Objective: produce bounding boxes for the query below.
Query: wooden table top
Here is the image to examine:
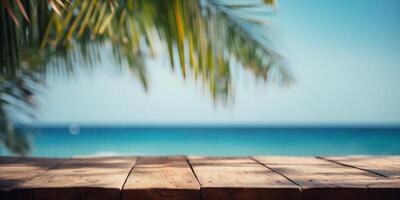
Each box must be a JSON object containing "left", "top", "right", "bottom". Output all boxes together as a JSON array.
[{"left": 1, "top": 156, "right": 399, "bottom": 200}]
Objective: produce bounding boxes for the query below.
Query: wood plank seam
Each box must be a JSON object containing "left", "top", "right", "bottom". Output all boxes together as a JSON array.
[
  {"left": 249, "top": 156, "right": 302, "bottom": 190},
  {"left": 120, "top": 157, "right": 139, "bottom": 200},
  {"left": 184, "top": 156, "right": 202, "bottom": 187},
  {"left": 122, "top": 156, "right": 200, "bottom": 200},
  {"left": 252, "top": 156, "right": 387, "bottom": 200},
  {"left": 317, "top": 156, "right": 388, "bottom": 178},
  {"left": 184, "top": 156, "right": 203, "bottom": 200},
  {"left": 10, "top": 157, "right": 137, "bottom": 200},
  {"left": 190, "top": 156, "right": 301, "bottom": 200},
  {"left": 3, "top": 156, "right": 399, "bottom": 200}
]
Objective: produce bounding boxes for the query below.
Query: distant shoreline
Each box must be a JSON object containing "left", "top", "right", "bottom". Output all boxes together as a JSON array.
[{"left": 26, "top": 124, "right": 400, "bottom": 130}]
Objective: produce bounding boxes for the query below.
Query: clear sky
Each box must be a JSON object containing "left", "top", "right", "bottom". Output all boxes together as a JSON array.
[{"left": 34, "top": 0, "right": 400, "bottom": 126}]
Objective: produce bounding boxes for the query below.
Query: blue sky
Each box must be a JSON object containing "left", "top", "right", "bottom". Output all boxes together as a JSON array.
[{"left": 34, "top": 0, "right": 400, "bottom": 126}]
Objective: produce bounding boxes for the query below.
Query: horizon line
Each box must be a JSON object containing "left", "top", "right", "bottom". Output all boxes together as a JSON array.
[{"left": 22, "top": 123, "right": 400, "bottom": 129}]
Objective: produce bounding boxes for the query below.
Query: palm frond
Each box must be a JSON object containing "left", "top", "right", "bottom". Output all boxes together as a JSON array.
[{"left": 0, "top": 0, "right": 289, "bottom": 155}]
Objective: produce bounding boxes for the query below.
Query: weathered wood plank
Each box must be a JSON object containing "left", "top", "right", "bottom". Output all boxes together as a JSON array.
[
  {"left": 122, "top": 156, "right": 200, "bottom": 200},
  {"left": 0, "top": 156, "right": 63, "bottom": 200},
  {"left": 2, "top": 156, "right": 400, "bottom": 200},
  {"left": 188, "top": 157, "right": 300, "bottom": 200},
  {"left": 253, "top": 156, "right": 383, "bottom": 200},
  {"left": 12, "top": 156, "right": 136, "bottom": 200},
  {"left": 322, "top": 156, "right": 400, "bottom": 178},
  {"left": 321, "top": 156, "right": 400, "bottom": 200}
]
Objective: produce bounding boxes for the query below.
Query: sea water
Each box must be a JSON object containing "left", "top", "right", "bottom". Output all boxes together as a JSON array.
[{"left": 6, "top": 127, "right": 399, "bottom": 157}]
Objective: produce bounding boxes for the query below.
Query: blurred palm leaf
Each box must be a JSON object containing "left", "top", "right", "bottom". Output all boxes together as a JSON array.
[
  {"left": 0, "top": 0, "right": 290, "bottom": 155},
  {"left": 0, "top": 0, "right": 67, "bottom": 26}
]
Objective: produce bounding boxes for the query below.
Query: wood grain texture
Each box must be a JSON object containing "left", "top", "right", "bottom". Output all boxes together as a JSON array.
[
  {"left": 188, "top": 157, "right": 300, "bottom": 200},
  {"left": 253, "top": 156, "right": 382, "bottom": 200},
  {"left": 322, "top": 156, "right": 400, "bottom": 200},
  {"left": 12, "top": 156, "right": 136, "bottom": 200},
  {"left": 123, "top": 156, "right": 200, "bottom": 200},
  {"left": 322, "top": 156, "right": 400, "bottom": 178},
  {"left": 2, "top": 156, "right": 400, "bottom": 200},
  {"left": 0, "top": 157, "right": 63, "bottom": 200}
]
